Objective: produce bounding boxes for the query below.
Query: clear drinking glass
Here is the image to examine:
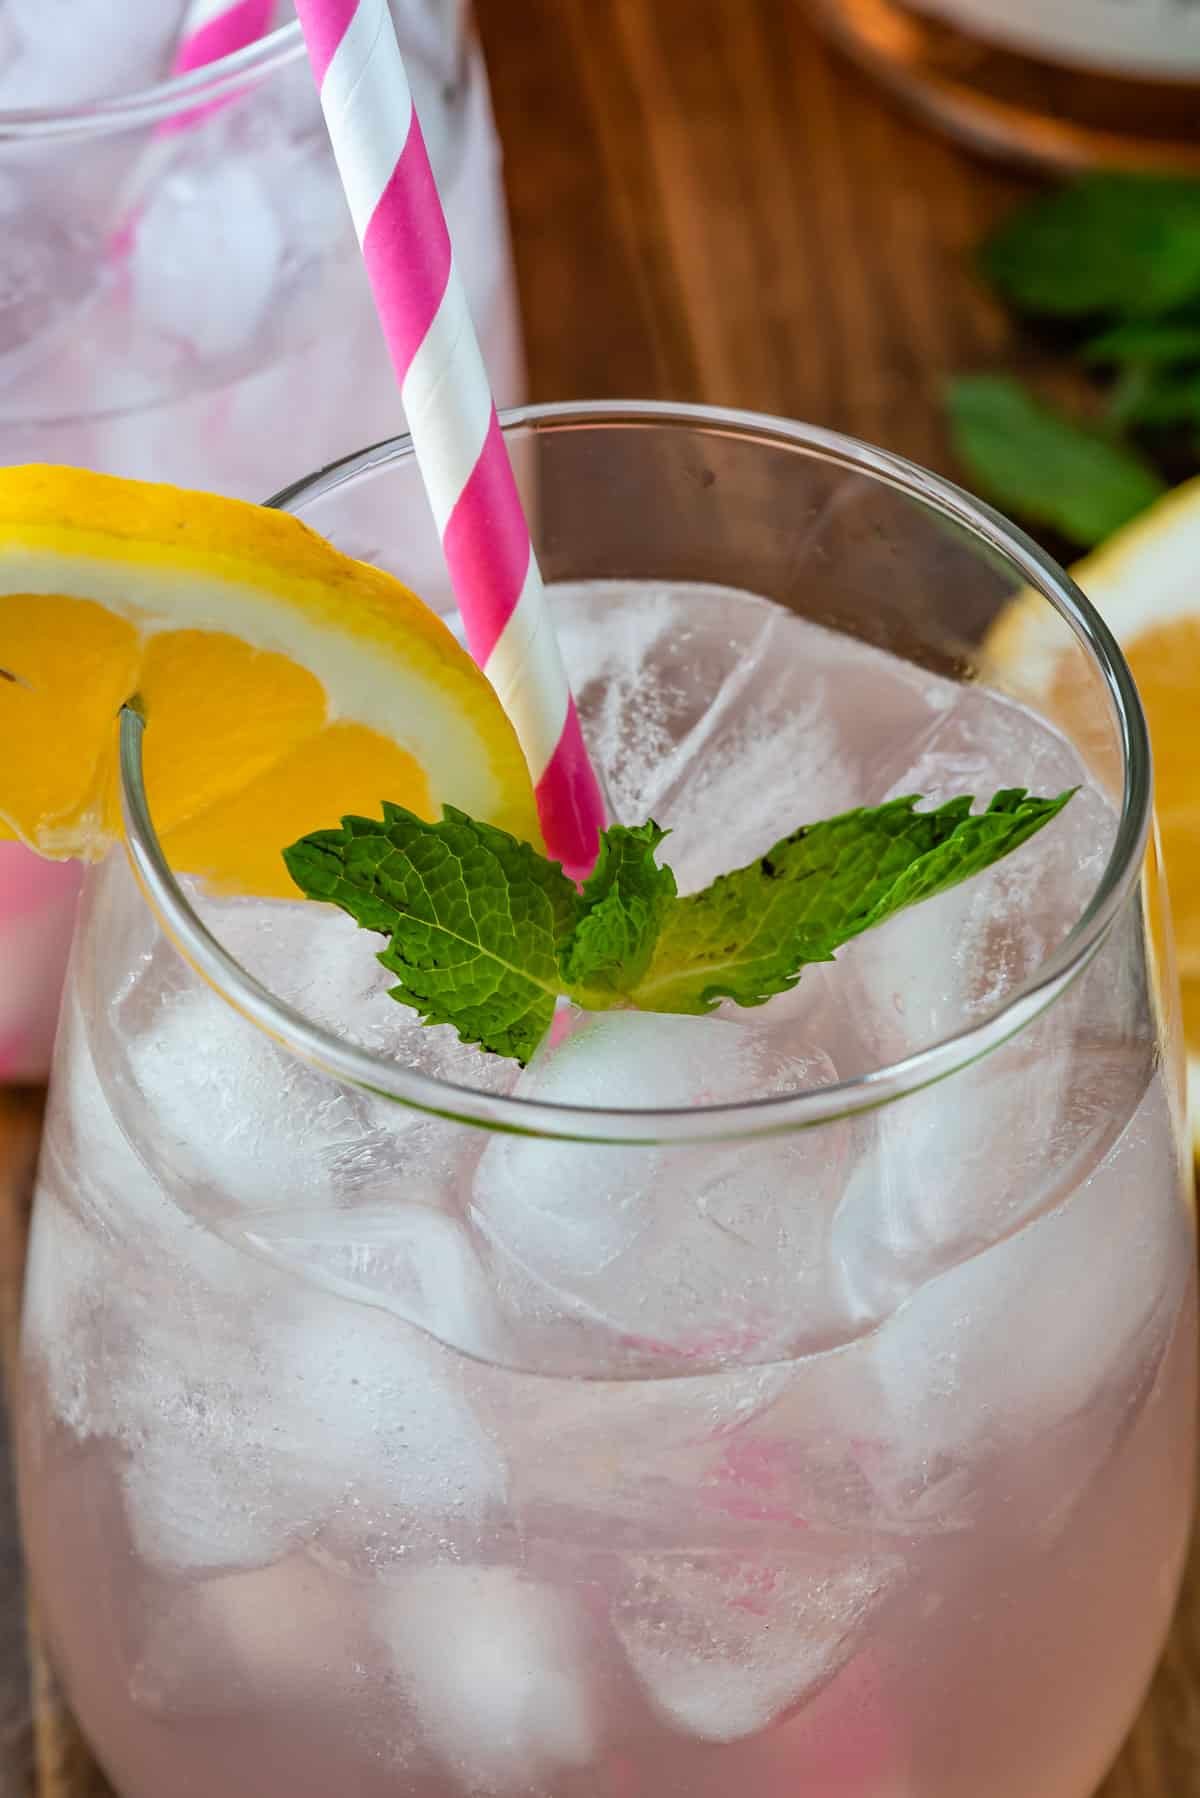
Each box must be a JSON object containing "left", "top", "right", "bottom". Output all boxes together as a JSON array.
[
  {"left": 0, "top": 3, "right": 525, "bottom": 1082},
  {"left": 18, "top": 404, "right": 1196, "bottom": 1798}
]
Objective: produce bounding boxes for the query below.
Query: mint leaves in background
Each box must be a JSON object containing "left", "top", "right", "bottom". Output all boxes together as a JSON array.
[
  {"left": 947, "top": 174, "right": 1200, "bottom": 549},
  {"left": 946, "top": 376, "right": 1166, "bottom": 544},
  {"left": 284, "top": 788, "right": 1073, "bottom": 1064},
  {"left": 980, "top": 176, "right": 1200, "bottom": 320}
]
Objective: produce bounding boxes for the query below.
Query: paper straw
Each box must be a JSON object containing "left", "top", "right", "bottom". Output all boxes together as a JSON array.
[
  {"left": 109, "top": 0, "right": 276, "bottom": 254},
  {"left": 292, "top": 0, "right": 606, "bottom": 880},
  {"left": 162, "top": 0, "right": 278, "bottom": 134}
]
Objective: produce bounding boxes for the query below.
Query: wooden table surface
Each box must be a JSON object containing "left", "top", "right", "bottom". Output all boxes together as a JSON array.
[{"left": 2, "top": 1, "right": 1199, "bottom": 1792}]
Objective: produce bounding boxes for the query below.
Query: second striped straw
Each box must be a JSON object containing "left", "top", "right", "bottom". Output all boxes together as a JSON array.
[
  {"left": 292, "top": 0, "right": 607, "bottom": 882},
  {"left": 167, "top": 0, "right": 277, "bottom": 99}
]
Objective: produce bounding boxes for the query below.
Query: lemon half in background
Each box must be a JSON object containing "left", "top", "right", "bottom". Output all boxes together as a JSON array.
[{"left": 987, "top": 475, "right": 1200, "bottom": 1150}]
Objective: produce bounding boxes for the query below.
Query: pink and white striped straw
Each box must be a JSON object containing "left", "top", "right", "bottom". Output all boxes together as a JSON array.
[
  {"left": 292, "top": 0, "right": 607, "bottom": 880},
  {"left": 162, "top": 0, "right": 277, "bottom": 133}
]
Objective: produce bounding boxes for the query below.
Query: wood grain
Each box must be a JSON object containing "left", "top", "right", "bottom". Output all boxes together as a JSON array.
[
  {"left": 1, "top": 1, "right": 1196, "bottom": 1792},
  {"left": 478, "top": 0, "right": 1035, "bottom": 469},
  {"left": 0, "top": 1090, "right": 38, "bottom": 1798}
]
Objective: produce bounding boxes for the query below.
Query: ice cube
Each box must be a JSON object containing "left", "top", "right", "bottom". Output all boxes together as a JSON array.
[
  {"left": 875, "top": 678, "right": 1085, "bottom": 806},
  {"left": 43, "top": 987, "right": 267, "bottom": 1292},
  {"left": 130, "top": 1554, "right": 367, "bottom": 1719},
  {"left": 690, "top": 1032, "right": 1181, "bottom": 1543},
  {"left": 115, "top": 976, "right": 378, "bottom": 1216},
  {"left": 101, "top": 894, "right": 413, "bottom": 1218},
  {"left": 288, "top": 1303, "right": 508, "bottom": 1552},
  {"left": 830, "top": 917, "right": 1156, "bottom": 1329},
  {"left": 121, "top": 1296, "right": 506, "bottom": 1576},
  {"left": 122, "top": 1397, "right": 321, "bottom": 1576},
  {"left": 189, "top": 886, "right": 522, "bottom": 1097},
  {"left": 378, "top": 1566, "right": 600, "bottom": 1787},
  {"left": 885, "top": 686, "right": 1112, "bottom": 1008},
  {"left": 654, "top": 670, "right": 856, "bottom": 892},
  {"left": 0, "top": 196, "right": 96, "bottom": 387},
  {"left": 834, "top": 1071, "right": 1186, "bottom": 1535},
  {"left": 827, "top": 682, "right": 1114, "bottom": 1075},
  {"left": 471, "top": 1011, "right": 850, "bottom": 1370},
  {"left": 119, "top": 889, "right": 518, "bottom": 1209},
  {"left": 237, "top": 1200, "right": 504, "bottom": 1359},
  {"left": 130, "top": 153, "right": 283, "bottom": 361},
  {"left": 83, "top": 884, "right": 514, "bottom": 1369},
  {"left": 184, "top": 889, "right": 401, "bottom": 1043},
  {"left": 263, "top": 125, "right": 352, "bottom": 268},
  {"left": 26, "top": 980, "right": 297, "bottom": 1455},
  {"left": 497, "top": 1358, "right": 792, "bottom": 1540},
  {"left": 21, "top": 1175, "right": 105, "bottom": 1442},
  {"left": 613, "top": 1546, "right": 899, "bottom": 1743},
  {"left": 649, "top": 610, "right": 951, "bottom": 894},
  {"left": 552, "top": 582, "right": 777, "bottom": 829},
  {"left": 59, "top": 958, "right": 503, "bottom": 1575},
  {"left": 3, "top": 0, "right": 182, "bottom": 104}
]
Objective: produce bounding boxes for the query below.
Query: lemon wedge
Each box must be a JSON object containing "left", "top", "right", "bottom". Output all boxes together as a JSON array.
[{"left": 0, "top": 465, "right": 539, "bottom": 900}]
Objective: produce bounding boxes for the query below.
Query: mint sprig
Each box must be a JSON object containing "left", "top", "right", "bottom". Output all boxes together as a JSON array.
[
  {"left": 946, "top": 175, "right": 1200, "bottom": 549},
  {"left": 285, "top": 804, "right": 577, "bottom": 1064},
  {"left": 559, "top": 820, "right": 677, "bottom": 1000},
  {"left": 283, "top": 787, "right": 1073, "bottom": 1065},
  {"left": 629, "top": 788, "right": 1071, "bottom": 1014}
]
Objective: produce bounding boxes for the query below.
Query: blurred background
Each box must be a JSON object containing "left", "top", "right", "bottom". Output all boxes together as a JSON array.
[{"left": 476, "top": 0, "right": 1017, "bottom": 476}]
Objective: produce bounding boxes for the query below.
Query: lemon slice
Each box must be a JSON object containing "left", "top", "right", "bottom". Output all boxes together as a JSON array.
[
  {"left": 0, "top": 465, "right": 539, "bottom": 898},
  {"left": 985, "top": 475, "right": 1200, "bottom": 1148}
]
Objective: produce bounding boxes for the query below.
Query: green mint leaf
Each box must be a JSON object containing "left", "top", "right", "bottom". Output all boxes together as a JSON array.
[
  {"left": 559, "top": 820, "right": 677, "bottom": 1001},
  {"left": 980, "top": 176, "right": 1200, "bottom": 319},
  {"left": 286, "top": 790, "right": 1074, "bottom": 1063},
  {"left": 1083, "top": 317, "right": 1200, "bottom": 366},
  {"left": 945, "top": 375, "right": 1166, "bottom": 547},
  {"left": 283, "top": 803, "right": 579, "bottom": 1065},
  {"left": 1104, "top": 364, "right": 1158, "bottom": 432},
  {"left": 1103, "top": 366, "right": 1200, "bottom": 430},
  {"left": 625, "top": 789, "right": 1074, "bottom": 1016}
]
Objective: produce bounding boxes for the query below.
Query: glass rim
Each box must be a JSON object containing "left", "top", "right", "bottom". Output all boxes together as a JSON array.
[
  {"left": 118, "top": 399, "right": 1153, "bottom": 1146},
  {"left": 0, "top": 20, "right": 305, "bottom": 140}
]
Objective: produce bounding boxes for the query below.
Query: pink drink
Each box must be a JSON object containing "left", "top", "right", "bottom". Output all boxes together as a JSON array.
[
  {"left": 0, "top": 845, "right": 80, "bottom": 1081},
  {"left": 18, "top": 568, "right": 1196, "bottom": 1798},
  {"left": 0, "top": 0, "right": 524, "bottom": 1078}
]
